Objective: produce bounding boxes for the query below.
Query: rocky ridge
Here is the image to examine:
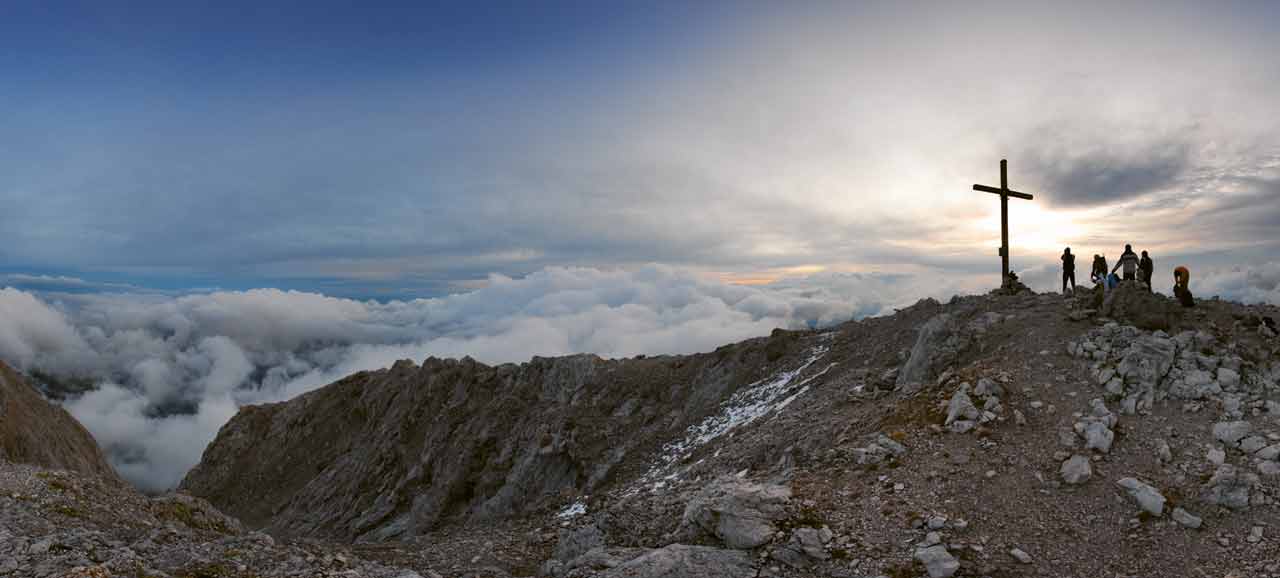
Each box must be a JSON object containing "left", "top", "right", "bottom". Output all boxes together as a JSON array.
[
  {"left": 4, "top": 281, "right": 1280, "bottom": 577},
  {"left": 0, "top": 360, "right": 117, "bottom": 482}
]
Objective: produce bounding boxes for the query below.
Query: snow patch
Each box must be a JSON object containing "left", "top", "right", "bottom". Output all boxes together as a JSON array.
[
  {"left": 556, "top": 500, "right": 587, "bottom": 519},
  {"left": 627, "top": 336, "right": 835, "bottom": 495}
]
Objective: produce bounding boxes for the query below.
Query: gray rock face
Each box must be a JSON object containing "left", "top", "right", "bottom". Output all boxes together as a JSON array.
[
  {"left": 1116, "top": 477, "right": 1166, "bottom": 516},
  {"left": 1213, "top": 421, "right": 1252, "bottom": 447},
  {"left": 771, "top": 527, "right": 832, "bottom": 568},
  {"left": 1113, "top": 335, "right": 1176, "bottom": 414},
  {"left": 914, "top": 544, "right": 960, "bottom": 578},
  {"left": 945, "top": 389, "right": 981, "bottom": 427},
  {"left": 556, "top": 525, "right": 606, "bottom": 562},
  {"left": 0, "top": 462, "right": 420, "bottom": 578},
  {"left": 1239, "top": 436, "right": 1268, "bottom": 454},
  {"left": 1258, "top": 461, "right": 1280, "bottom": 478},
  {"left": 1060, "top": 455, "right": 1093, "bottom": 484},
  {"left": 1073, "top": 399, "right": 1117, "bottom": 453},
  {"left": 897, "top": 313, "right": 956, "bottom": 390},
  {"left": 680, "top": 478, "right": 791, "bottom": 549},
  {"left": 0, "top": 361, "right": 120, "bottom": 482},
  {"left": 1172, "top": 507, "right": 1202, "bottom": 529},
  {"left": 1201, "top": 465, "right": 1259, "bottom": 510},
  {"left": 182, "top": 348, "right": 797, "bottom": 541},
  {"left": 601, "top": 544, "right": 753, "bottom": 578}
]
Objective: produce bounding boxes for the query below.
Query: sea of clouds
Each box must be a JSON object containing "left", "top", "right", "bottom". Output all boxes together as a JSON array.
[
  {"left": 0, "top": 265, "right": 982, "bottom": 491},
  {"left": 2, "top": 263, "right": 1275, "bottom": 492}
]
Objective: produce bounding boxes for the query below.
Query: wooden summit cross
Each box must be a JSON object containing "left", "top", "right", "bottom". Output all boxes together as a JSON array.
[{"left": 973, "top": 159, "right": 1034, "bottom": 286}]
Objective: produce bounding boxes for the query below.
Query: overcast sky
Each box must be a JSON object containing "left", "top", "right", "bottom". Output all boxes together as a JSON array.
[
  {"left": 3, "top": 2, "right": 1280, "bottom": 489},
  {"left": 3, "top": 1, "right": 1277, "bottom": 299}
]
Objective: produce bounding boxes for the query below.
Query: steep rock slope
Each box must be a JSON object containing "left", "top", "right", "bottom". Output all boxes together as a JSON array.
[
  {"left": 184, "top": 287, "right": 1280, "bottom": 578},
  {"left": 181, "top": 337, "right": 829, "bottom": 542},
  {"left": 0, "top": 359, "right": 118, "bottom": 481}
]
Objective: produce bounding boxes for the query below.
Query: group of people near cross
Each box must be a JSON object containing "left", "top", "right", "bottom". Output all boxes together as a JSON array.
[{"left": 1059, "top": 244, "right": 1195, "bottom": 307}]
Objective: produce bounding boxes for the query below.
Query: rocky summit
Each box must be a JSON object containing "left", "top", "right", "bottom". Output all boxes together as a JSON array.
[{"left": 4, "top": 283, "right": 1280, "bottom": 577}]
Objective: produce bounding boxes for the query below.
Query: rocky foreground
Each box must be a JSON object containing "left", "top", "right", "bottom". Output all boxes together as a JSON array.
[{"left": 4, "top": 282, "right": 1280, "bottom": 577}]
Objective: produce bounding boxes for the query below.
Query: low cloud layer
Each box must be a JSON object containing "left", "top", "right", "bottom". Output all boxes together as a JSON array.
[
  {"left": 0, "top": 265, "right": 986, "bottom": 491},
  {"left": 5, "top": 261, "right": 1278, "bottom": 491}
]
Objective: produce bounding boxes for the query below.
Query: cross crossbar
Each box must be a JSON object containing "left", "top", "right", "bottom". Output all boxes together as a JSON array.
[{"left": 972, "top": 184, "right": 1033, "bottom": 200}]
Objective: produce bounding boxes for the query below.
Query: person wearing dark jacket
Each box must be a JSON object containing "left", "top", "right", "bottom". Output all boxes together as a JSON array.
[
  {"left": 1112, "top": 244, "right": 1139, "bottom": 281},
  {"left": 1061, "top": 247, "right": 1076, "bottom": 293},
  {"left": 1091, "top": 254, "right": 1108, "bottom": 285},
  {"left": 1138, "top": 251, "right": 1154, "bottom": 292}
]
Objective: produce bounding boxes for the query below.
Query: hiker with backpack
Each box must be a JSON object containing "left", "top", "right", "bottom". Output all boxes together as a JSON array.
[{"left": 1091, "top": 254, "right": 1108, "bottom": 286}]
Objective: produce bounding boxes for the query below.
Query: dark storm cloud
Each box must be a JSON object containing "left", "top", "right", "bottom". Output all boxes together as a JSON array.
[{"left": 1022, "top": 139, "right": 1193, "bottom": 208}]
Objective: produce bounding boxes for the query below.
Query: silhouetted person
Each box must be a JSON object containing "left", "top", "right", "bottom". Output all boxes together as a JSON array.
[
  {"left": 1061, "top": 247, "right": 1076, "bottom": 293},
  {"left": 1091, "top": 254, "right": 1108, "bottom": 285},
  {"left": 1173, "top": 266, "right": 1194, "bottom": 307},
  {"left": 1138, "top": 250, "right": 1154, "bottom": 292},
  {"left": 1112, "top": 244, "right": 1139, "bottom": 281}
]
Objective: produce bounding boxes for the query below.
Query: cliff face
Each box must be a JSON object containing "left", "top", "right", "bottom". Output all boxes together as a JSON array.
[
  {"left": 180, "top": 341, "right": 803, "bottom": 542},
  {"left": 0, "top": 360, "right": 118, "bottom": 481}
]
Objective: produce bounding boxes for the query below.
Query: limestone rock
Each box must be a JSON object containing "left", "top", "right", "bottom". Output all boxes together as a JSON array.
[
  {"left": 913, "top": 544, "right": 960, "bottom": 578},
  {"left": 680, "top": 478, "right": 791, "bottom": 549},
  {"left": 1213, "top": 421, "right": 1252, "bottom": 447},
  {"left": 1116, "top": 477, "right": 1166, "bottom": 516},
  {"left": 945, "top": 390, "right": 981, "bottom": 427},
  {"left": 1201, "top": 465, "right": 1258, "bottom": 510},
  {"left": 1060, "top": 455, "right": 1093, "bottom": 485},
  {"left": 1172, "top": 507, "right": 1202, "bottom": 529}
]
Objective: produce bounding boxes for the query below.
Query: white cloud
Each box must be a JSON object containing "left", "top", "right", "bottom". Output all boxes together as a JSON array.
[
  {"left": 5, "top": 261, "right": 1274, "bottom": 491},
  {"left": 1191, "top": 262, "right": 1280, "bottom": 305},
  {"left": 2, "top": 265, "right": 985, "bottom": 491}
]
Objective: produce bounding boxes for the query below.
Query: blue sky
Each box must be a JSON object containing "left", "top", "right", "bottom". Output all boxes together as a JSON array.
[{"left": 3, "top": 1, "right": 1280, "bottom": 300}]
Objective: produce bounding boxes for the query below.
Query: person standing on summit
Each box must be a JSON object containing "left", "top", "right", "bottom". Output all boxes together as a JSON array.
[
  {"left": 1061, "top": 247, "right": 1076, "bottom": 293},
  {"left": 1112, "top": 244, "right": 1140, "bottom": 282},
  {"left": 1138, "top": 250, "right": 1154, "bottom": 292}
]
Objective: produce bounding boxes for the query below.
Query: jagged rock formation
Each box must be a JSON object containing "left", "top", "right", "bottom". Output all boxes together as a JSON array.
[
  {"left": 181, "top": 340, "right": 821, "bottom": 542},
  {"left": 0, "top": 462, "right": 426, "bottom": 577},
  {"left": 0, "top": 360, "right": 118, "bottom": 481}
]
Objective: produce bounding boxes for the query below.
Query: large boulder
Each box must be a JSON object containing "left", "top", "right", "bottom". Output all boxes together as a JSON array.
[
  {"left": 679, "top": 478, "right": 791, "bottom": 549},
  {"left": 1102, "top": 283, "right": 1180, "bottom": 331}
]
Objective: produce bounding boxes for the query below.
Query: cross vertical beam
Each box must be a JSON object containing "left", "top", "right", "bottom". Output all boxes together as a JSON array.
[
  {"left": 973, "top": 159, "right": 1034, "bottom": 287},
  {"left": 1000, "top": 159, "right": 1009, "bottom": 282}
]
